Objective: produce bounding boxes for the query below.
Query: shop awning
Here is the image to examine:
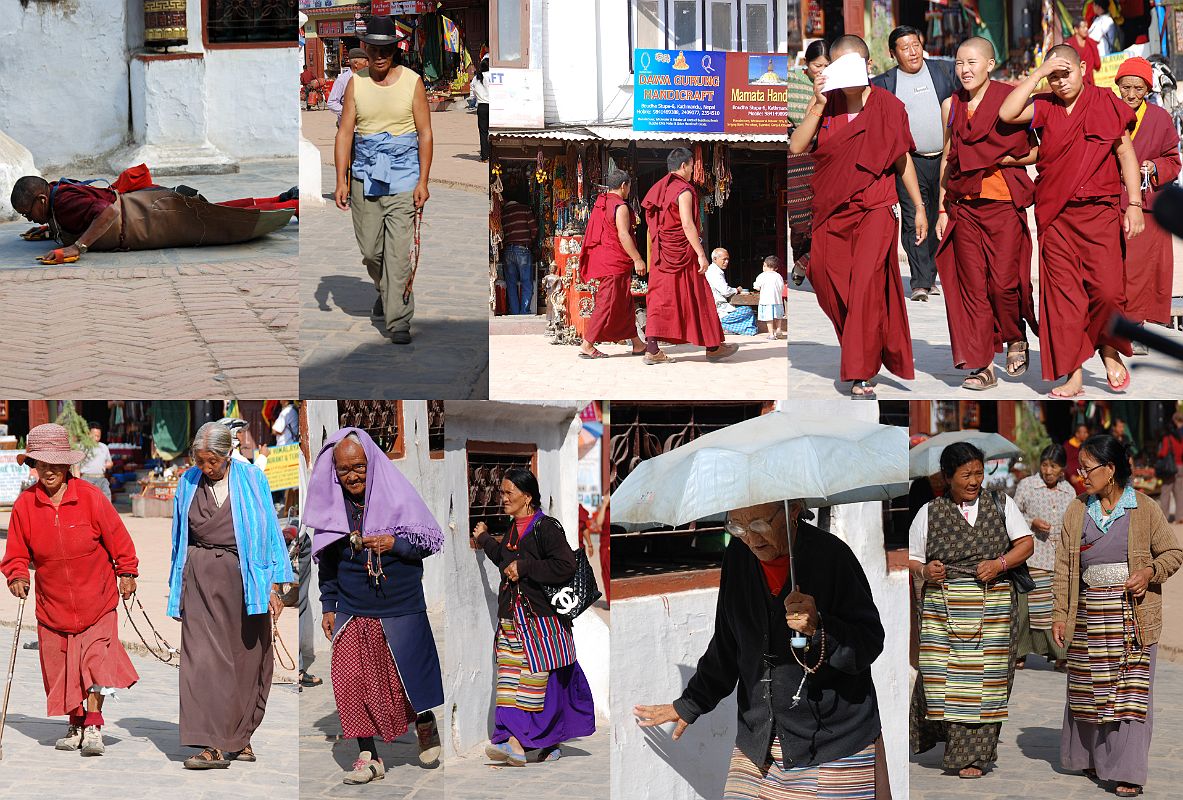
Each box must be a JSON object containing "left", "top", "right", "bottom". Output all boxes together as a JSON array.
[{"left": 490, "top": 124, "right": 787, "bottom": 145}]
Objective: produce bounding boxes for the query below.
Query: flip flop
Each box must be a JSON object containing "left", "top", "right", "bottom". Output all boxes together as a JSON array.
[
  {"left": 851, "top": 381, "right": 876, "bottom": 400},
  {"left": 578, "top": 349, "right": 608, "bottom": 360},
  {"left": 36, "top": 249, "right": 79, "bottom": 265},
  {"left": 20, "top": 225, "right": 51, "bottom": 241},
  {"left": 1106, "top": 366, "right": 1131, "bottom": 393},
  {"left": 1047, "top": 388, "right": 1085, "bottom": 399}
]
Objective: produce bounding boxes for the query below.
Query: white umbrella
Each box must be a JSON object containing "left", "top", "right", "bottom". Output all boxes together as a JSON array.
[
  {"left": 908, "top": 430, "right": 1021, "bottom": 479},
  {"left": 610, "top": 411, "right": 908, "bottom": 529}
]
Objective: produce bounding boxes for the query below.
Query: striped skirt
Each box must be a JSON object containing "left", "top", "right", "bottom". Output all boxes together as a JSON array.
[
  {"left": 495, "top": 620, "right": 549, "bottom": 712},
  {"left": 1067, "top": 585, "right": 1151, "bottom": 724},
  {"left": 919, "top": 579, "right": 1013, "bottom": 723},
  {"left": 1026, "top": 568, "right": 1054, "bottom": 630},
  {"left": 723, "top": 738, "right": 876, "bottom": 800}
]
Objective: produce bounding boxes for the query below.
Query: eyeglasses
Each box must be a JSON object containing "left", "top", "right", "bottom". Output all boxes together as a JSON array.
[
  {"left": 725, "top": 505, "right": 785, "bottom": 539},
  {"left": 335, "top": 463, "right": 368, "bottom": 478},
  {"left": 1076, "top": 463, "right": 1108, "bottom": 479}
]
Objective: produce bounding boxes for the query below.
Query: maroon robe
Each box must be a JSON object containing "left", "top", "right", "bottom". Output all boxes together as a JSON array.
[
  {"left": 935, "top": 81, "right": 1038, "bottom": 371},
  {"left": 1067, "top": 37, "right": 1101, "bottom": 84},
  {"left": 809, "top": 87, "right": 916, "bottom": 381},
  {"left": 580, "top": 193, "right": 639, "bottom": 344},
  {"left": 1031, "top": 85, "right": 1137, "bottom": 380},
  {"left": 640, "top": 173, "right": 724, "bottom": 348},
  {"left": 1120, "top": 102, "right": 1181, "bottom": 325}
]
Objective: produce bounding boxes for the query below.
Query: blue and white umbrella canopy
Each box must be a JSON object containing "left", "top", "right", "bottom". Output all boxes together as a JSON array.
[
  {"left": 908, "top": 430, "right": 1021, "bottom": 479},
  {"left": 611, "top": 411, "right": 908, "bottom": 529}
]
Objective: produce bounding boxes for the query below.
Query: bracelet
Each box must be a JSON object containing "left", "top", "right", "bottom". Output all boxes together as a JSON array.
[
  {"left": 999, "top": 554, "right": 1008, "bottom": 571},
  {"left": 1129, "top": 201, "right": 1144, "bottom": 208},
  {"left": 809, "top": 107, "right": 824, "bottom": 118},
  {"left": 937, "top": 209, "right": 948, "bottom": 216}
]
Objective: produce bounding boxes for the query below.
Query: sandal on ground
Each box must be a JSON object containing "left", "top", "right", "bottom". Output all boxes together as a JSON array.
[
  {"left": 36, "top": 248, "right": 79, "bottom": 265},
  {"left": 962, "top": 368, "right": 997, "bottom": 391},
  {"left": 851, "top": 381, "right": 876, "bottom": 400},
  {"left": 958, "top": 766, "right": 984, "bottom": 779},
  {"left": 298, "top": 670, "right": 323, "bottom": 688},
  {"left": 484, "top": 741, "right": 526, "bottom": 767},
  {"left": 538, "top": 746, "right": 562, "bottom": 762},
  {"left": 578, "top": 348, "right": 608, "bottom": 359},
  {"left": 1048, "top": 385, "right": 1085, "bottom": 399},
  {"left": 21, "top": 225, "right": 51, "bottom": 241},
  {"left": 183, "top": 747, "right": 230, "bottom": 770},
  {"left": 630, "top": 345, "right": 646, "bottom": 356},
  {"left": 1006, "top": 341, "right": 1029, "bottom": 376},
  {"left": 1115, "top": 784, "right": 1143, "bottom": 797},
  {"left": 234, "top": 744, "right": 256, "bottom": 762},
  {"left": 1105, "top": 363, "right": 1131, "bottom": 393}
]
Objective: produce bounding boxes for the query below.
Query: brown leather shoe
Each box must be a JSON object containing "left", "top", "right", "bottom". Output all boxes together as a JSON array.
[{"left": 706, "top": 343, "right": 739, "bottom": 361}]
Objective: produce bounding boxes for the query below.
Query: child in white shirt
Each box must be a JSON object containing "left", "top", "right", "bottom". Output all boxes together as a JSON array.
[{"left": 753, "top": 256, "right": 787, "bottom": 340}]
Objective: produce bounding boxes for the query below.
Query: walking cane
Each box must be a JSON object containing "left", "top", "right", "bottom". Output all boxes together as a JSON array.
[{"left": 0, "top": 596, "right": 27, "bottom": 760}]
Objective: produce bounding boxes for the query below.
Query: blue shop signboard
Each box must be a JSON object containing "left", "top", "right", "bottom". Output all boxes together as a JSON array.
[{"left": 633, "top": 49, "right": 725, "bottom": 133}]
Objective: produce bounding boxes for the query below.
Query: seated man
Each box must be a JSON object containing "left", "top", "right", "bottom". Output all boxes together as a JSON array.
[
  {"left": 705, "top": 248, "right": 758, "bottom": 336},
  {"left": 10, "top": 168, "right": 298, "bottom": 263}
]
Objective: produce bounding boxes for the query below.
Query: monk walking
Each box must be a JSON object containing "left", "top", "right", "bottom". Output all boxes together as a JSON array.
[
  {"left": 578, "top": 169, "right": 646, "bottom": 359},
  {"left": 1114, "top": 57, "right": 1181, "bottom": 350},
  {"left": 640, "top": 148, "right": 738, "bottom": 365},
  {"left": 789, "top": 35, "right": 923, "bottom": 399},
  {"left": 934, "top": 37, "right": 1038, "bottom": 390},
  {"left": 999, "top": 44, "right": 1145, "bottom": 397}
]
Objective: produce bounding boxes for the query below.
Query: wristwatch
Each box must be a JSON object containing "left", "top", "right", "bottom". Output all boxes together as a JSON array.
[{"left": 76, "top": 242, "right": 89, "bottom": 254}]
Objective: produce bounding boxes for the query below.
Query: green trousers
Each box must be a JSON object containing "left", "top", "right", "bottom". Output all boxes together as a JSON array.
[{"left": 350, "top": 178, "right": 415, "bottom": 334}]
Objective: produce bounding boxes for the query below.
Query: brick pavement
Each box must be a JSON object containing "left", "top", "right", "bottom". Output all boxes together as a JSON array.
[
  {"left": 911, "top": 658, "right": 1183, "bottom": 798},
  {"left": 445, "top": 728, "right": 610, "bottom": 800},
  {"left": 788, "top": 210, "right": 1183, "bottom": 398}
]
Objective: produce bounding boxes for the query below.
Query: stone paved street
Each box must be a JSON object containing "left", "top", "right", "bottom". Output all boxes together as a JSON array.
[
  {"left": 298, "top": 604, "right": 444, "bottom": 799},
  {"left": 445, "top": 727, "right": 609, "bottom": 800},
  {"left": 298, "top": 108, "right": 488, "bottom": 400},
  {"left": 911, "top": 657, "right": 1183, "bottom": 799},
  {"left": 0, "top": 160, "right": 299, "bottom": 398},
  {"left": 787, "top": 210, "right": 1183, "bottom": 398}
]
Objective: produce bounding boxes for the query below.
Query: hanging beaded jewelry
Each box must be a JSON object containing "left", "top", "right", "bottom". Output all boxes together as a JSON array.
[{"left": 788, "top": 614, "right": 826, "bottom": 708}]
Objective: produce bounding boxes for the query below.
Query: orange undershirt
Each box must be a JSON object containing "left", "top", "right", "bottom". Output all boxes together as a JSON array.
[
  {"left": 963, "top": 108, "right": 1012, "bottom": 202},
  {"left": 759, "top": 555, "right": 791, "bottom": 595}
]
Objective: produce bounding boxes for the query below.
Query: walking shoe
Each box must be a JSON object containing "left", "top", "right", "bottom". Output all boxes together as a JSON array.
[
  {"left": 484, "top": 741, "right": 526, "bottom": 767},
  {"left": 416, "top": 711, "right": 442, "bottom": 765},
  {"left": 55, "top": 724, "right": 83, "bottom": 751},
  {"left": 391, "top": 330, "right": 413, "bottom": 345},
  {"left": 928, "top": 284, "right": 941, "bottom": 296},
  {"left": 80, "top": 725, "right": 104, "bottom": 757},
  {"left": 373, "top": 296, "right": 384, "bottom": 317},
  {"left": 343, "top": 751, "right": 385, "bottom": 784},
  {"left": 706, "top": 343, "right": 739, "bottom": 361},
  {"left": 643, "top": 350, "right": 670, "bottom": 365},
  {"left": 910, "top": 288, "right": 929, "bottom": 301}
]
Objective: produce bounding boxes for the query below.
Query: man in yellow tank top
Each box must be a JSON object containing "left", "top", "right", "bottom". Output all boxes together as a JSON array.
[{"left": 334, "top": 16, "right": 434, "bottom": 345}]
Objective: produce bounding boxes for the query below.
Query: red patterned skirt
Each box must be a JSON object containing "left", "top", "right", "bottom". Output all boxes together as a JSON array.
[{"left": 331, "top": 615, "right": 416, "bottom": 741}]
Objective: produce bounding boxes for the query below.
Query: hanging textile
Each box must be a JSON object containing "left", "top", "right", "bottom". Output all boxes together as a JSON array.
[
  {"left": 150, "top": 401, "right": 191, "bottom": 461},
  {"left": 441, "top": 16, "right": 461, "bottom": 53}
]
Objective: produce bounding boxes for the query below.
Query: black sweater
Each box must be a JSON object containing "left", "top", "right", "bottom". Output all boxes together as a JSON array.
[
  {"left": 318, "top": 534, "right": 432, "bottom": 618},
  {"left": 672, "top": 523, "right": 884, "bottom": 770},
  {"left": 477, "top": 514, "right": 576, "bottom": 628}
]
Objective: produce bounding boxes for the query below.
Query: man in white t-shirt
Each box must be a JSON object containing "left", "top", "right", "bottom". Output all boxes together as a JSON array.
[
  {"left": 273, "top": 401, "right": 298, "bottom": 446},
  {"left": 78, "top": 423, "right": 114, "bottom": 500},
  {"left": 1089, "top": 2, "right": 1118, "bottom": 56},
  {"left": 704, "top": 248, "right": 758, "bottom": 336}
]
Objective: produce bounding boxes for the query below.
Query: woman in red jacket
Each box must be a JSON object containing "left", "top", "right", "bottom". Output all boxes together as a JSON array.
[{"left": 1, "top": 424, "right": 139, "bottom": 758}]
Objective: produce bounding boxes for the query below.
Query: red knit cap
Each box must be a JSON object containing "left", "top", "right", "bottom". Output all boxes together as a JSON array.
[{"left": 1115, "top": 57, "right": 1154, "bottom": 89}]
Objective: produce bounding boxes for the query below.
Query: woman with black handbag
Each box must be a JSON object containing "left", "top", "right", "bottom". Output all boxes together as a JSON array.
[
  {"left": 1053, "top": 434, "right": 1183, "bottom": 798},
  {"left": 471, "top": 467, "right": 596, "bottom": 766},
  {"left": 909, "top": 442, "right": 1035, "bottom": 779}
]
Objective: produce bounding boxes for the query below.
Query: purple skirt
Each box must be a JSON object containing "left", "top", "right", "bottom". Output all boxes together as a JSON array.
[{"left": 491, "top": 660, "right": 596, "bottom": 749}]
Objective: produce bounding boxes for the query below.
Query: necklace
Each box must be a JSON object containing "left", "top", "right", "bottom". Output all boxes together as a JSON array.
[{"left": 788, "top": 623, "right": 827, "bottom": 708}]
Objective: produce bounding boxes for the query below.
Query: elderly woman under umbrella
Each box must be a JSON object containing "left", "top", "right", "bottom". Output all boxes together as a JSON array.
[
  {"left": 1, "top": 423, "right": 139, "bottom": 758},
  {"left": 634, "top": 499, "right": 886, "bottom": 799},
  {"left": 1053, "top": 433, "right": 1182, "bottom": 797},
  {"left": 167, "top": 421, "right": 293, "bottom": 770},
  {"left": 909, "top": 441, "right": 1034, "bottom": 779},
  {"left": 306, "top": 428, "right": 445, "bottom": 785},
  {"left": 470, "top": 466, "right": 595, "bottom": 766}
]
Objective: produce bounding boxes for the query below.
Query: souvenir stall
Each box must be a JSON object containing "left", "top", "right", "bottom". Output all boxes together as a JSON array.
[{"left": 489, "top": 133, "right": 787, "bottom": 344}]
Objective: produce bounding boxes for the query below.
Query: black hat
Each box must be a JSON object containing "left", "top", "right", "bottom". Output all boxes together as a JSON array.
[{"left": 361, "top": 16, "right": 398, "bottom": 46}]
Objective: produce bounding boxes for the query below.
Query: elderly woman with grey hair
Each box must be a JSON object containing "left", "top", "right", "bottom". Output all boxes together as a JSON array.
[
  {"left": 167, "top": 421, "right": 294, "bottom": 770},
  {"left": 578, "top": 169, "right": 647, "bottom": 359}
]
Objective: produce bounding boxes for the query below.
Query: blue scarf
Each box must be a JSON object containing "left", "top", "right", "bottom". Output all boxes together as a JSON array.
[{"left": 1086, "top": 484, "right": 1137, "bottom": 535}]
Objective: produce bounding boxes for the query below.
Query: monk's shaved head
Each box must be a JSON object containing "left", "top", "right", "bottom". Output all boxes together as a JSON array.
[
  {"left": 957, "top": 36, "right": 995, "bottom": 61},
  {"left": 830, "top": 35, "right": 869, "bottom": 60},
  {"left": 1046, "top": 43, "right": 1084, "bottom": 65}
]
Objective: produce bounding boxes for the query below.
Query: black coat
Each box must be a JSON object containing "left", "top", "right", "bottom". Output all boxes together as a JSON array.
[
  {"left": 478, "top": 514, "right": 576, "bottom": 628},
  {"left": 871, "top": 58, "right": 957, "bottom": 107},
  {"left": 672, "top": 522, "right": 884, "bottom": 770}
]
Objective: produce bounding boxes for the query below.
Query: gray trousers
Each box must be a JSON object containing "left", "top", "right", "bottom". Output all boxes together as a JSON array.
[
  {"left": 350, "top": 178, "right": 416, "bottom": 333},
  {"left": 82, "top": 475, "right": 111, "bottom": 501},
  {"left": 896, "top": 153, "right": 942, "bottom": 291}
]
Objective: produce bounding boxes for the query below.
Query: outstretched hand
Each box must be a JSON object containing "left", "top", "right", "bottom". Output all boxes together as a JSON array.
[{"left": 634, "top": 703, "right": 689, "bottom": 740}]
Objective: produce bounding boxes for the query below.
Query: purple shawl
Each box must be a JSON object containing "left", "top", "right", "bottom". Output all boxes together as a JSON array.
[{"left": 306, "top": 427, "right": 443, "bottom": 560}]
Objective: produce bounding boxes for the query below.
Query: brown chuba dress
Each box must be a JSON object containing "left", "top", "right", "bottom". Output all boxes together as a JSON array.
[{"left": 179, "top": 478, "right": 273, "bottom": 752}]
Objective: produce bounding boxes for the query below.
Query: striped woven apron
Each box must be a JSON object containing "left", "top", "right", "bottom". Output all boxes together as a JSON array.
[
  {"left": 495, "top": 620, "right": 549, "bottom": 712},
  {"left": 1067, "top": 585, "right": 1151, "bottom": 724},
  {"left": 723, "top": 738, "right": 876, "bottom": 800},
  {"left": 918, "top": 495, "right": 1015, "bottom": 724},
  {"left": 1026, "top": 567, "right": 1055, "bottom": 630}
]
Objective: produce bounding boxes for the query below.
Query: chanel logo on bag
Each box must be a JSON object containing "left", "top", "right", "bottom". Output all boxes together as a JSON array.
[{"left": 550, "top": 587, "right": 579, "bottom": 615}]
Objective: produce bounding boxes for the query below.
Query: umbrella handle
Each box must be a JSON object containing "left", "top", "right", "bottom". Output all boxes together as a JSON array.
[{"left": 785, "top": 499, "right": 808, "bottom": 650}]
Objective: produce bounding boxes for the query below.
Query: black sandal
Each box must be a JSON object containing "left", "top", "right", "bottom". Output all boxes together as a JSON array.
[
  {"left": 183, "top": 747, "right": 230, "bottom": 770},
  {"left": 299, "top": 670, "right": 323, "bottom": 688},
  {"left": 851, "top": 381, "right": 876, "bottom": 400}
]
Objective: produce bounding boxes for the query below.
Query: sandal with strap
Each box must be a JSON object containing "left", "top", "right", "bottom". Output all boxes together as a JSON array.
[
  {"left": 958, "top": 766, "right": 984, "bottom": 779},
  {"left": 183, "top": 747, "right": 230, "bottom": 770},
  {"left": 1006, "top": 341, "right": 1029, "bottom": 376},
  {"left": 21, "top": 225, "right": 51, "bottom": 241},
  {"left": 962, "top": 368, "right": 997, "bottom": 391},
  {"left": 1115, "top": 784, "right": 1143, "bottom": 797},
  {"left": 851, "top": 381, "right": 876, "bottom": 400},
  {"left": 578, "top": 348, "right": 609, "bottom": 360},
  {"left": 36, "top": 248, "right": 80, "bottom": 265},
  {"left": 235, "top": 744, "right": 256, "bottom": 762}
]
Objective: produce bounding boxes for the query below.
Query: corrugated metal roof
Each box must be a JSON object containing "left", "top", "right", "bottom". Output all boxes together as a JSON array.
[{"left": 490, "top": 125, "right": 787, "bottom": 144}]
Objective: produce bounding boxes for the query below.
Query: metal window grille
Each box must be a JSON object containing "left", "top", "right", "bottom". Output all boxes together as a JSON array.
[
  {"left": 467, "top": 451, "right": 536, "bottom": 536},
  {"left": 428, "top": 400, "right": 446, "bottom": 456},
  {"left": 337, "top": 400, "right": 403, "bottom": 457}
]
